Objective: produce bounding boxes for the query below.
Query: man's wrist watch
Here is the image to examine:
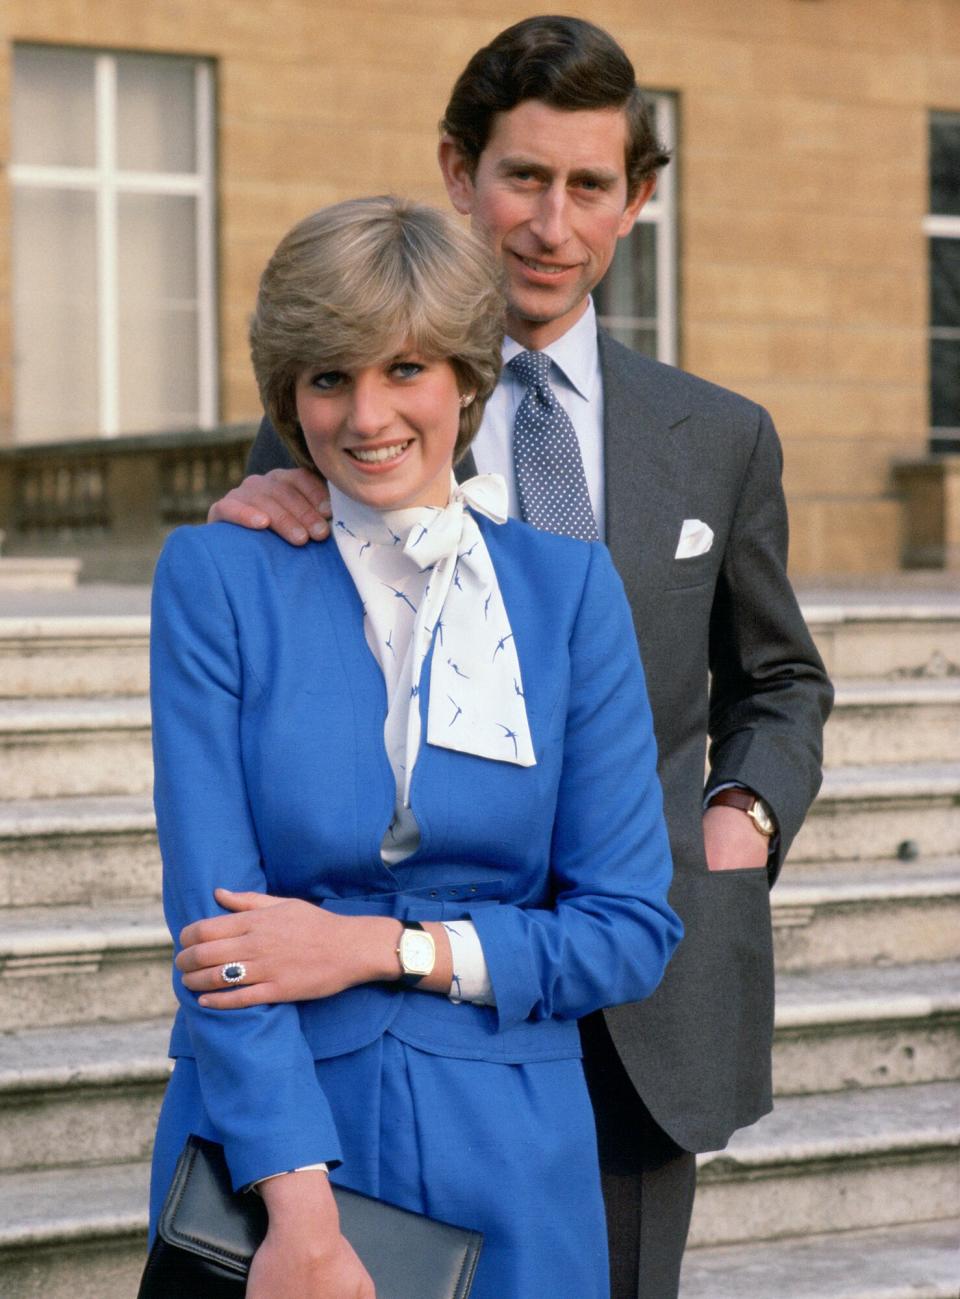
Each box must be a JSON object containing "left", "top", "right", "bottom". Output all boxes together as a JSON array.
[
  {"left": 709, "top": 789, "right": 776, "bottom": 838},
  {"left": 396, "top": 921, "right": 436, "bottom": 987}
]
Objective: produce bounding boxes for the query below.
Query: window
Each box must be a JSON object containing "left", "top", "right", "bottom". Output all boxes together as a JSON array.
[
  {"left": 925, "top": 112, "right": 960, "bottom": 452},
  {"left": 594, "top": 93, "right": 677, "bottom": 365},
  {"left": 10, "top": 46, "right": 217, "bottom": 443}
]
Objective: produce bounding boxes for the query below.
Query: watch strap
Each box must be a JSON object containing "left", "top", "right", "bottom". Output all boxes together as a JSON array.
[{"left": 709, "top": 788, "right": 775, "bottom": 837}]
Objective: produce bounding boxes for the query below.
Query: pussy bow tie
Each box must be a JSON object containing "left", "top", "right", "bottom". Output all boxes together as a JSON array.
[{"left": 401, "top": 474, "right": 536, "bottom": 786}]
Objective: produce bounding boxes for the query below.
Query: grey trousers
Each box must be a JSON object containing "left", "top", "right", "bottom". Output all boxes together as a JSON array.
[{"left": 580, "top": 1014, "right": 698, "bottom": 1299}]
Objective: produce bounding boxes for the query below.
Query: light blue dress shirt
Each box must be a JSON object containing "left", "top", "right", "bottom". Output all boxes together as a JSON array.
[{"left": 472, "top": 299, "right": 606, "bottom": 539}]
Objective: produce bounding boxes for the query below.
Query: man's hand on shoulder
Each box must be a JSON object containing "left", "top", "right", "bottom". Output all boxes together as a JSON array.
[
  {"left": 702, "top": 803, "right": 770, "bottom": 872},
  {"left": 207, "top": 468, "right": 332, "bottom": 545}
]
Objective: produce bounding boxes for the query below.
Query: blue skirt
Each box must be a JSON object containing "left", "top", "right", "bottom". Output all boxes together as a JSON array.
[{"left": 150, "top": 1033, "right": 610, "bottom": 1299}]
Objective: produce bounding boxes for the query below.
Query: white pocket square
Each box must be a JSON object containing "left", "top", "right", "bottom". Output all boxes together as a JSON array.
[{"left": 674, "top": 519, "right": 714, "bottom": 560}]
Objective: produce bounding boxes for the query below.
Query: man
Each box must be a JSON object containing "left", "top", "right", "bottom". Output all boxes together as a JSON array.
[{"left": 209, "top": 17, "right": 833, "bottom": 1297}]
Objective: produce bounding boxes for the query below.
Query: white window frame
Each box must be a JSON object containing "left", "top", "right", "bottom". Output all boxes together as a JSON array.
[
  {"left": 9, "top": 48, "right": 218, "bottom": 437},
  {"left": 595, "top": 92, "right": 678, "bottom": 366}
]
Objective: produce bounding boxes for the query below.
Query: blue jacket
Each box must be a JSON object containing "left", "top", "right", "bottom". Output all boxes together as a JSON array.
[{"left": 150, "top": 516, "right": 681, "bottom": 1190}]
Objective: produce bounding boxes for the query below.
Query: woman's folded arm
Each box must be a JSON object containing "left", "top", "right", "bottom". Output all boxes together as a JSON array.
[{"left": 151, "top": 526, "right": 342, "bottom": 1189}]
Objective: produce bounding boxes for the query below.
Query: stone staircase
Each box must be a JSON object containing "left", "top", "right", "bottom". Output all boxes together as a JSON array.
[
  {"left": 0, "top": 590, "right": 957, "bottom": 1298},
  {"left": 0, "top": 606, "right": 167, "bottom": 1299},
  {"left": 681, "top": 592, "right": 960, "bottom": 1298}
]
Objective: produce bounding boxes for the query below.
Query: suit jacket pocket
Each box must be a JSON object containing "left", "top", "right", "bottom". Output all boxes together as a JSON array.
[{"left": 664, "top": 551, "right": 716, "bottom": 592}]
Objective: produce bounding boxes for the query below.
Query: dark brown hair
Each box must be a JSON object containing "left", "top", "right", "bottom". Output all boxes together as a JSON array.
[{"left": 441, "top": 16, "right": 669, "bottom": 198}]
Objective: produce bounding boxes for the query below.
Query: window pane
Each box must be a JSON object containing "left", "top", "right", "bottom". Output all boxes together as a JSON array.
[
  {"left": 12, "top": 188, "right": 99, "bottom": 441},
  {"left": 930, "top": 113, "right": 960, "bottom": 218},
  {"left": 931, "top": 339, "right": 960, "bottom": 430},
  {"left": 595, "top": 222, "right": 657, "bottom": 323},
  {"left": 117, "top": 55, "right": 197, "bottom": 173},
  {"left": 603, "top": 325, "right": 659, "bottom": 359},
  {"left": 117, "top": 193, "right": 199, "bottom": 432},
  {"left": 931, "top": 237, "right": 960, "bottom": 329},
  {"left": 13, "top": 46, "right": 96, "bottom": 168}
]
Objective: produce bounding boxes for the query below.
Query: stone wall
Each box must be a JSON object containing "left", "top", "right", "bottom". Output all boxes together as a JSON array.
[{"left": 1, "top": 0, "right": 958, "bottom": 574}]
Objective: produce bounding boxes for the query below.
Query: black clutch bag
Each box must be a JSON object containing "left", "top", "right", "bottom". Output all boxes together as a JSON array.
[{"left": 138, "top": 1134, "right": 483, "bottom": 1299}]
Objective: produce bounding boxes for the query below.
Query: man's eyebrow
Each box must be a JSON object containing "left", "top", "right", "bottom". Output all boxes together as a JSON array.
[
  {"left": 496, "top": 155, "right": 551, "bottom": 175},
  {"left": 568, "top": 167, "right": 619, "bottom": 186},
  {"left": 495, "top": 156, "right": 619, "bottom": 186}
]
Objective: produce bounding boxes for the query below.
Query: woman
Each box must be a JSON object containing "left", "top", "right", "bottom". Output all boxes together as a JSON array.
[{"left": 148, "top": 196, "right": 681, "bottom": 1299}]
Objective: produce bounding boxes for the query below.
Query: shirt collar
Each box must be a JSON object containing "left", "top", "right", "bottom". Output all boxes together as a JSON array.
[{"left": 502, "top": 297, "right": 598, "bottom": 401}]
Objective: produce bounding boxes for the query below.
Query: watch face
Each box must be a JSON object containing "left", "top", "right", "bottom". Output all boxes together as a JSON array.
[
  {"left": 751, "top": 800, "right": 775, "bottom": 836},
  {"left": 400, "top": 929, "right": 435, "bottom": 977}
]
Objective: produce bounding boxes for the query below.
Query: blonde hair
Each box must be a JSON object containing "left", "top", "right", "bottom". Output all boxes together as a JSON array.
[{"left": 249, "top": 196, "right": 504, "bottom": 467}]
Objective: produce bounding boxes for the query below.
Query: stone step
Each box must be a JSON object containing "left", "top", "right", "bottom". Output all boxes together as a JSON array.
[
  {"left": 790, "top": 763, "right": 960, "bottom": 864},
  {"left": 0, "top": 794, "right": 159, "bottom": 909},
  {"left": 0, "top": 592, "right": 954, "bottom": 695},
  {"left": 0, "top": 558, "right": 82, "bottom": 593},
  {"left": 679, "top": 1217, "right": 960, "bottom": 1299},
  {"left": 0, "top": 1160, "right": 148, "bottom": 1299},
  {"left": 0, "top": 902, "right": 173, "bottom": 1031},
  {"left": 4, "top": 960, "right": 952, "bottom": 1177},
  {"left": 5, "top": 1170, "right": 955, "bottom": 1299},
  {"left": 0, "top": 697, "right": 152, "bottom": 799},
  {"left": 0, "top": 1019, "right": 171, "bottom": 1172},
  {"left": 825, "top": 678, "right": 960, "bottom": 766},
  {"left": 773, "top": 858, "right": 960, "bottom": 970},
  {"left": 3, "top": 948, "right": 952, "bottom": 1159},
  {"left": 689, "top": 1081, "right": 960, "bottom": 1249},
  {"left": 773, "top": 961, "right": 960, "bottom": 1095},
  {"left": 0, "top": 615, "right": 149, "bottom": 699},
  {"left": 802, "top": 595, "right": 960, "bottom": 681}
]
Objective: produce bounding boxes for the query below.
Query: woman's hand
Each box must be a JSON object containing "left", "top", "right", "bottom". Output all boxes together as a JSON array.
[
  {"left": 176, "top": 891, "right": 402, "bottom": 1008},
  {"left": 250, "top": 1170, "right": 375, "bottom": 1299}
]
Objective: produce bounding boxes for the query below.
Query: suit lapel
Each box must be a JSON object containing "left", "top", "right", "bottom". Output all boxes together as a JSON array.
[
  {"left": 459, "top": 334, "right": 694, "bottom": 604},
  {"left": 599, "top": 332, "right": 692, "bottom": 603}
]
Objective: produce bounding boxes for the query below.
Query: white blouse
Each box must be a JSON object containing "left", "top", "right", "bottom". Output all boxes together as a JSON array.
[{"left": 329, "top": 475, "right": 535, "bottom": 1005}]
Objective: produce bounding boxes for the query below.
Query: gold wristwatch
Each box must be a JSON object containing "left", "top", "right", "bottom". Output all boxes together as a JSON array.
[
  {"left": 396, "top": 921, "right": 436, "bottom": 987},
  {"left": 709, "top": 789, "right": 776, "bottom": 838}
]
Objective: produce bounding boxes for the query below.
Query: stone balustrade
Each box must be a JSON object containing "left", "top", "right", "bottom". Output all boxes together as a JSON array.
[{"left": 0, "top": 426, "right": 257, "bottom": 582}]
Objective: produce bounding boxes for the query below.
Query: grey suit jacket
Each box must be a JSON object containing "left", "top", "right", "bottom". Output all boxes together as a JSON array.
[
  {"left": 595, "top": 333, "right": 832, "bottom": 1151},
  {"left": 245, "top": 332, "right": 833, "bottom": 1153}
]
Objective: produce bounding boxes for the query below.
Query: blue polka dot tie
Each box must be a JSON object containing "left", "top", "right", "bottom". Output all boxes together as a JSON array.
[{"left": 508, "top": 350, "right": 599, "bottom": 541}]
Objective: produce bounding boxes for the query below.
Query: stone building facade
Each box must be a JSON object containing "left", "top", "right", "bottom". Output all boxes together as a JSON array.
[{"left": 1, "top": 0, "right": 958, "bottom": 575}]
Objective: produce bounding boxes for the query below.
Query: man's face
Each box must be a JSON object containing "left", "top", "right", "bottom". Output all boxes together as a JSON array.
[{"left": 440, "top": 100, "right": 655, "bottom": 349}]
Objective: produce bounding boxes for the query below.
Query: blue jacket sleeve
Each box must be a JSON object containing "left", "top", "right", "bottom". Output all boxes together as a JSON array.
[
  {"left": 150, "top": 527, "right": 342, "bottom": 1190},
  {"left": 470, "top": 543, "right": 683, "bottom": 1030}
]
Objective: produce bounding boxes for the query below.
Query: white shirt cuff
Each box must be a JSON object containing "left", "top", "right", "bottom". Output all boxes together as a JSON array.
[
  {"left": 443, "top": 919, "right": 496, "bottom": 1006},
  {"left": 703, "top": 780, "right": 746, "bottom": 808},
  {"left": 251, "top": 1163, "right": 329, "bottom": 1193}
]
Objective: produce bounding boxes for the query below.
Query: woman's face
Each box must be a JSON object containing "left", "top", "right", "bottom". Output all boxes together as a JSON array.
[{"left": 295, "top": 350, "right": 463, "bottom": 511}]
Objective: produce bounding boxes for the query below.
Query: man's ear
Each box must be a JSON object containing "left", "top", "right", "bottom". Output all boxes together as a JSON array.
[
  {"left": 617, "top": 176, "right": 658, "bottom": 238},
  {"left": 438, "top": 135, "right": 476, "bottom": 216}
]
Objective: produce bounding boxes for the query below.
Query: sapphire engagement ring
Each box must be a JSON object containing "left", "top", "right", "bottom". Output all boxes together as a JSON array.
[{"left": 220, "top": 962, "right": 247, "bottom": 985}]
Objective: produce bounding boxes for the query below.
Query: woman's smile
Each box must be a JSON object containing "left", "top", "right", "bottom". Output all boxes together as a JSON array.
[
  {"left": 347, "top": 439, "right": 413, "bottom": 464},
  {"left": 295, "top": 354, "right": 462, "bottom": 511}
]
